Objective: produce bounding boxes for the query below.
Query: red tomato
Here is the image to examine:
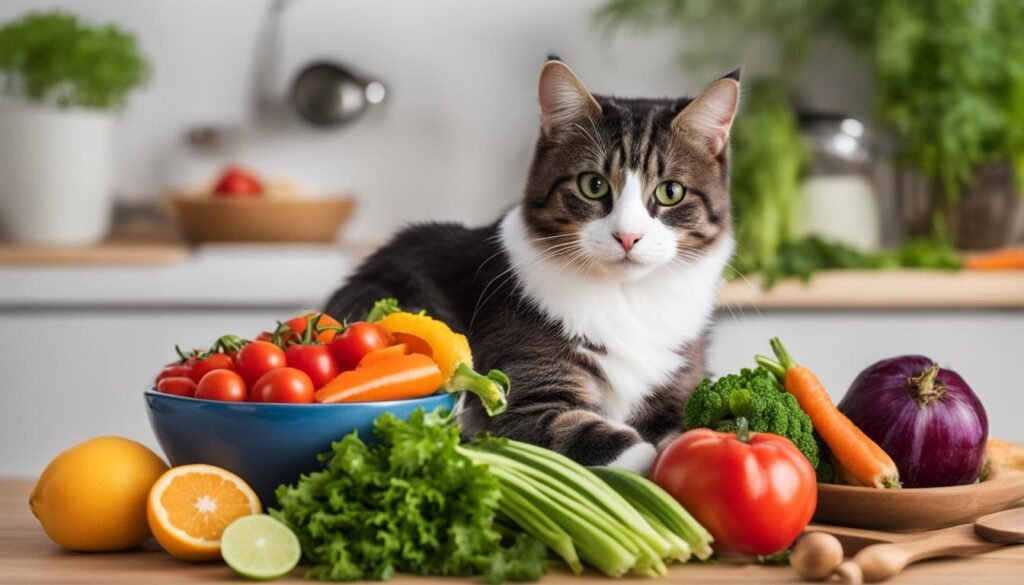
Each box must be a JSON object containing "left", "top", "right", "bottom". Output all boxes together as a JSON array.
[
  {"left": 235, "top": 341, "right": 287, "bottom": 387},
  {"left": 282, "top": 312, "right": 342, "bottom": 345},
  {"left": 255, "top": 331, "right": 274, "bottom": 343},
  {"left": 330, "top": 322, "right": 389, "bottom": 371},
  {"left": 212, "top": 165, "right": 262, "bottom": 197},
  {"left": 250, "top": 368, "right": 315, "bottom": 403},
  {"left": 285, "top": 344, "right": 339, "bottom": 390},
  {"left": 650, "top": 423, "right": 817, "bottom": 556},
  {"left": 157, "top": 377, "right": 197, "bottom": 397},
  {"left": 194, "top": 369, "right": 247, "bottom": 402},
  {"left": 155, "top": 365, "right": 192, "bottom": 384},
  {"left": 189, "top": 352, "right": 236, "bottom": 383}
]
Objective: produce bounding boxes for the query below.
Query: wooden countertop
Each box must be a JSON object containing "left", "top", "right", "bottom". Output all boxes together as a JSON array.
[
  {"left": 718, "top": 269, "right": 1024, "bottom": 310},
  {"left": 2, "top": 480, "right": 1023, "bottom": 584},
  {"left": 0, "top": 219, "right": 188, "bottom": 266}
]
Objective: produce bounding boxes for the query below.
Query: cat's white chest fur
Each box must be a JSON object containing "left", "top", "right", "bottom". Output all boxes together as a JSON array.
[{"left": 499, "top": 208, "right": 733, "bottom": 422}]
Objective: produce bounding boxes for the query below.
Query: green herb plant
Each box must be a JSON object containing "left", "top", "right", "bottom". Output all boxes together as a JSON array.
[{"left": 0, "top": 11, "right": 150, "bottom": 109}]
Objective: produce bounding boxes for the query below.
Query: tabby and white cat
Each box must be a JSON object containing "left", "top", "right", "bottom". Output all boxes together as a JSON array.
[{"left": 326, "top": 58, "right": 740, "bottom": 474}]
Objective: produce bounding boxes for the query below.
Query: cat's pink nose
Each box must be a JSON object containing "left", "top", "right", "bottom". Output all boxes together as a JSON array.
[{"left": 612, "top": 232, "right": 642, "bottom": 252}]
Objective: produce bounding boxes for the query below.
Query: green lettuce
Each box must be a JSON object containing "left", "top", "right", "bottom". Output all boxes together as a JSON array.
[{"left": 272, "top": 408, "right": 545, "bottom": 582}]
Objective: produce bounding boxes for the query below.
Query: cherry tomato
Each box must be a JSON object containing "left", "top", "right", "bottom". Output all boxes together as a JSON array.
[
  {"left": 155, "top": 365, "right": 192, "bottom": 384},
  {"left": 194, "top": 369, "right": 247, "bottom": 402},
  {"left": 157, "top": 377, "right": 197, "bottom": 397},
  {"left": 212, "top": 165, "right": 262, "bottom": 197},
  {"left": 250, "top": 368, "right": 314, "bottom": 403},
  {"left": 650, "top": 422, "right": 817, "bottom": 556},
  {"left": 255, "top": 331, "right": 274, "bottom": 343},
  {"left": 189, "top": 352, "right": 236, "bottom": 383},
  {"left": 285, "top": 344, "right": 339, "bottom": 390},
  {"left": 330, "top": 322, "right": 389, "bottom": 370},
  {"left": 282, "top": 312, "right": 342, "bottom": 345},
  {"left": 235, "top": 341, "right": 287, "bottom": 387}
]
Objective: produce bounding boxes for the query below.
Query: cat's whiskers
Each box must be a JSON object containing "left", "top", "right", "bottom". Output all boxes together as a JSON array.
[
  {"left": 511, "top": 242, "right": 590, "bottom": 317},
  {"left": 473, "top": 232, "right": 576, "bottom": 279},
  {"left": 668, "top": 253, "right": 764, "bottom": 330},
  {"left": 471, "top": 239, "right": 583, "bottom": 330}
]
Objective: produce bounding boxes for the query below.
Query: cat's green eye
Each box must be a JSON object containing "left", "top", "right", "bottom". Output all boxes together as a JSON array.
[
  {"left": 655, "top": 181, "right": 687, "bottom": 206},
  {"left": 578, "top": 172, "right": 610, "bottom": 199}
]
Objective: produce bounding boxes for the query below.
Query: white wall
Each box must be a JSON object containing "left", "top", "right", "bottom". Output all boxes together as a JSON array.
[{"left": 0, "top": 0, "right": 715, "bottom": 241}]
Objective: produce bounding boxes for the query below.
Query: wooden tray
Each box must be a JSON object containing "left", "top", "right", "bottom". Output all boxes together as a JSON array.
[{"left": 814, "top": 466, "right": 1024, "bottom": 531}]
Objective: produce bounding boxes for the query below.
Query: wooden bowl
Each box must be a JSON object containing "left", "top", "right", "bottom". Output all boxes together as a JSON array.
[
  {"left": 170, "top": 195, "right": 355, "bottom": 244},
  {"left": 814, "top": 466, "right": 1024, "bottom": 531}
]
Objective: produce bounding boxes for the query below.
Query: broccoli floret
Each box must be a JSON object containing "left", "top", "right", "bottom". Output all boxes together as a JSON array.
[{"left": 685, "top": 367, "right": 821, "bottom": 471}]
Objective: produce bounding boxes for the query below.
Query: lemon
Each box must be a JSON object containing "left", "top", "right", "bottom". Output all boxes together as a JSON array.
[{"left": 29, "top": 436, "right": 169, "bottom": 552}]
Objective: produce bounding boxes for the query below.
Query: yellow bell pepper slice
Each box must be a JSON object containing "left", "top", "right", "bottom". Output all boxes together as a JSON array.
[{"left": 373, "top": 307, "right": 509, "bottom": 416}]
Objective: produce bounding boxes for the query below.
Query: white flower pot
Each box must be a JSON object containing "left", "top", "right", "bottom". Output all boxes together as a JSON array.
[{"left": 0, "top": 103, "right": 115, "bottom": 245}]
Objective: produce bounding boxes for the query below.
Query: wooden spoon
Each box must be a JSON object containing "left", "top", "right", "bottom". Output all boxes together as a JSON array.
[
  {"left": 841, "top": 507, "right": 1024, "bottom": 583},
  {"left": 975, "top": 506, "right": 1024, "bottom": 542}
]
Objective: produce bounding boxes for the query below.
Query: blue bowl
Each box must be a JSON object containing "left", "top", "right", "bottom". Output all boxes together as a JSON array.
[{"left": 144, "top": 390, "right": 456, "bottom": 507}]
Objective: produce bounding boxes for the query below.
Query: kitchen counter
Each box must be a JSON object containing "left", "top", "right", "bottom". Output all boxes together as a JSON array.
[
  {"left": 2, "top": 479, "right": 1023, "bottom": 583},
  {"left": 720, "top": 270, "right": 1024, "bottom": 310}
]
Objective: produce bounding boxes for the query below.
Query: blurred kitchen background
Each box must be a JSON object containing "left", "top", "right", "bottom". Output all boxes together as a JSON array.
[{"left": 1, "top": 0, "right": 1022, "bottom": 475}]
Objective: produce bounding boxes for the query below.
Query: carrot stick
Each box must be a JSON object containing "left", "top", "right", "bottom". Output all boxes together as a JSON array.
[
  {"left": 357, "top": 343, "right": 409, "bottom": 368},
  {"left": 757, "top": 338, "right": 901, "bottom": 489},
  {"left": 315, "top": 353, "right": 444, "bottom": 403},
  {"left": 965, "top": 247, "right": 1024, "bottom": 270}
]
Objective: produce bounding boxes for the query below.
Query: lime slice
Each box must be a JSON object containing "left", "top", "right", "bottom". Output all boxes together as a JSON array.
[{"left": 221, "top": 515, "right": 301, "bottom": 580}]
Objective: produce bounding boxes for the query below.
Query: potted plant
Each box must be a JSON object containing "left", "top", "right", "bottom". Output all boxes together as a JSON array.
[
  {"left": 0, "top": 11, "right": 150, "bottom": 245},
  {"left": 599, "top": 0, "right": 1024, "bottom": 249}
]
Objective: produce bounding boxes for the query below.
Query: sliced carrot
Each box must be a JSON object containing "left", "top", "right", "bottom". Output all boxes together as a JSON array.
[
  {"left": 357, "top": 343, "right": 409, "bottom": 368},
  {"left": 758, "top": 338, "right": 901, "bottom": 489},
  {"left": 315, "top": 353, "right": 444, "bottom": 404},
  {"left": 965, "top": 248, "right": 1024, "bottom": 270},
  {"left": 390, "top": 332, "right": 434, "bottom": 359}
]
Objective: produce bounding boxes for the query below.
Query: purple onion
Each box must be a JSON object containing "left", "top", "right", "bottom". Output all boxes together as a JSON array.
[{"left": 837, "top": 355, "right": 988, "bottom": 488}]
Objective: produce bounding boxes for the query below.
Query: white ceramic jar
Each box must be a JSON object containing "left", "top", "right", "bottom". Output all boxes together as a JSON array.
[{"left": 0, "top": 103, "right": 114, "bottom": 245}]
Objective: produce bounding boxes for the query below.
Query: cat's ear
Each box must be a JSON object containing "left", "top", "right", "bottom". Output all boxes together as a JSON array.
[
  {"left": 672, "top": 69, "right": 741, "bottom": 157},
  {"left": 538, "top": 59, "right": 602, "bottom": 138}
]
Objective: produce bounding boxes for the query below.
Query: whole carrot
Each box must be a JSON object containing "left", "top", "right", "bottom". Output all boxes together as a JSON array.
[
  {"left": 315, "top": 353, "right": 444, "bottom": 403},
  {"left": 965, "top": 247, "right": 1024, "bottom": 270},
  {"left": 757, "top": 338, "right": 901, "bottom": 489}
]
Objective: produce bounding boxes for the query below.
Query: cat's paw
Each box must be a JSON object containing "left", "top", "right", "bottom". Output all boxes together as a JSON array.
[{"left": 608, "top": 442, "right": 658, "bottom": 475}]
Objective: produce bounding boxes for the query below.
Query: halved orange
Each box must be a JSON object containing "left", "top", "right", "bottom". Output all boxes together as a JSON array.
[{"left": 146, "top": 464, "right": 261, "bottom": 561}]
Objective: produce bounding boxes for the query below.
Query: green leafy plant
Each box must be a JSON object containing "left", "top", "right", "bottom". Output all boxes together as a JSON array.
[
  {"left": 0, "top": 11, "right": 150, "bottom": 109},
  {"left": 728, "top": 79, "right": 808, "bottom": 275}
]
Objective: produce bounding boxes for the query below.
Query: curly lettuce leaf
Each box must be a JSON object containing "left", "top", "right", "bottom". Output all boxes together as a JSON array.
[{"left": 272, "top": 408, "right": 544, "bottom": 582}]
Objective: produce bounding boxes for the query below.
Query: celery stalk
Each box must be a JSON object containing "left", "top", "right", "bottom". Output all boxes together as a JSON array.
[
  {"left": 641, "top": 510, "right": 691, "bottom": 562},
  {"left": 590, "top": 466, "right": 714, "bottom": 561},
  {"left": 463, "top": 446, "right": 667, "bottom": 565},
  {"left": 474, "top": 440, "right": 671, "bottom": 559},
  {"left": 487, "top": 465, "right": 638, "bottom": 578},
  {"left": 495, "top": 483, "right": 582, "bottom": 574},
  {"left": 496, "top": 460, "right": 665, "bottom": 577}
]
